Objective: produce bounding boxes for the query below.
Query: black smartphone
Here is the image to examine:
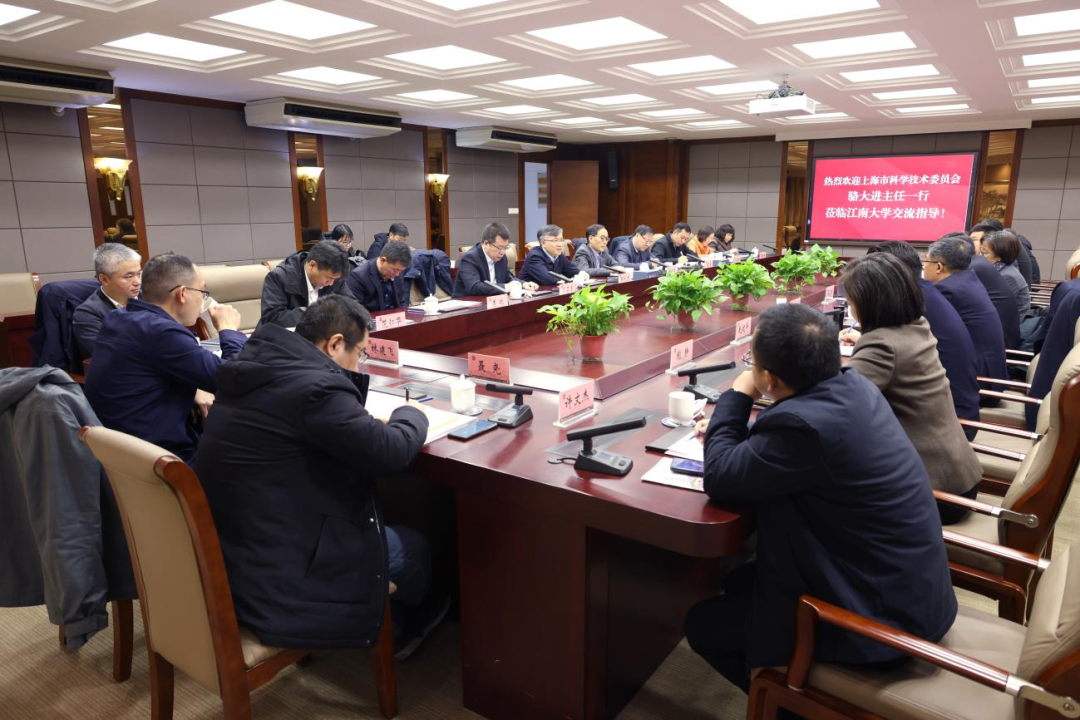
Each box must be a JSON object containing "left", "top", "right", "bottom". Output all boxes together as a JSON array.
[
  {"left": 670, "top": 458, "right": 704, "bottom": 476},
  {"left": 449, "top": 419, "right": 498, "bottom": 441}
]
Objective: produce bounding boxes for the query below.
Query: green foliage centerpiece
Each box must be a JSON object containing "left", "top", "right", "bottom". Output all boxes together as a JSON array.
[
  {"left": 807, "top": 244, "right": 844, "bottom": 277},
  {"left": 770, "top": 252, "right": 819, "bottom": 295},
  {"left": 648, "top": 268, "right": 728, "bottom": 331},
  {"left": 715, "top": 260, "right": 774, "bottom": 311},
  {"left": 537, "top": 284, "right": 634, "bottom": 361}
]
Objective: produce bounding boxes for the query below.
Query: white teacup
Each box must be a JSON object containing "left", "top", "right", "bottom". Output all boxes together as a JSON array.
[
  {"left": 423, "top": 295, "right": 439, "bottom": 315},
  {"left": 508, "top": 280, "right": 523, "bottom": 299},
  {"left": 668, "top": 391, "right": 696, "bottom": 426}
]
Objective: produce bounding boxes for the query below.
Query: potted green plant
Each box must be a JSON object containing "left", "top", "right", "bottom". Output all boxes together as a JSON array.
[
  {"left": 537, "top": 284, "right": 634, "bottom": 361},
  {"left": 770, "top": 252, "right": 819, "bottom": 295},
  {"left": 715, "top": 260, "right": 774, "bottom": 311},
  {"left": 807, "top": 244, "right": 844, "bottom": 277},
  {"left": 647, "top": 268, "right": 728, "bottom": 330}
]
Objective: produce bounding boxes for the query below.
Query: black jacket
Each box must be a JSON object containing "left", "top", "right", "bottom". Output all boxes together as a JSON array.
[
  {"left": 195, "top": 324, "right": 428, "bottom": 649},
  {"left": 969, "top": 255, "right": 1021, "bottom": 349},
  {"left": 452, "top": 242, "right": 515, "bottom": 298},
  {"left": 368, "top": 233, "right": 389, "bottom": 261},
  {"left": 703, "top": 369, "right": 957, "bottom": 668},
  {"left": 258, "top": 251, "right": 355, "bottom": 328},
  {"left": 72, "top": 288, "right": 121, "bottom": 361},
  {"left": 571, "top": 243, "right": 619, "bottom": 277},
  {"left": 935, "top": 269, "right": 1009, "bottom": 383},
  {"left": 1018, "top": 235, "right": 1041, "bottom": 285},
  {"left": 1026, "top": 281, "right": 1080, "bottom": 429},
  {"left": 651, "top": 234, "right": 691, "bottom": 262},
  {"left": 519, "top": 246, "right": 576, "bottom": 286},
  {"left": 345, "top": 259, "right": 407, "bottom": 314}
]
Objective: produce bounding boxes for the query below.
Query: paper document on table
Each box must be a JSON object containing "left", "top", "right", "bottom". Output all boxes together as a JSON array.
[
  {"left": 642, "top": 458, "right": 705, "bottom": 493},
  {"left": 435, "top": 300, "right": 482, "bottom": 312},
  {"left": 364, "top": 391, "right": 475, "bottom": 444},
  {"left": 665, "top": 431, "right": 704, "bottom": 462}
]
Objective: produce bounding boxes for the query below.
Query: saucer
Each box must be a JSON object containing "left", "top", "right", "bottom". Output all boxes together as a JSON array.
[
  {"left": 454, "top": 405, "right": 483, "bottom": 417},
  {"left": 661, "top": 416, "right": 695, "bottom": 428}
]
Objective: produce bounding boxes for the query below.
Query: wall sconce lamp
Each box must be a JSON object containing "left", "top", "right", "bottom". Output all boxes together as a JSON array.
[
  {"left": 296, "top": 166, "right": 324, "bottom": 201},
  {"left": 427, "top": 173, "right": 449, "bottom": 201},
  {"left": 94, "top": 157, "right": 133, "bottom": 201}
]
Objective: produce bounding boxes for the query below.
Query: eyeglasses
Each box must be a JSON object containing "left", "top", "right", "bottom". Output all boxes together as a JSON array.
[
  {"left": 488, "top": 242, "right": 510, "bottom": 253},
  {"left": 171, "top": 285, "right": 211, "bottom": 299}
]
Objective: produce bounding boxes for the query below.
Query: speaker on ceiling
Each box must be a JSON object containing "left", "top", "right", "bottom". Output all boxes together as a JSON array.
[{"left": 606, "top": 150, "right": 619, "bottom": 191}]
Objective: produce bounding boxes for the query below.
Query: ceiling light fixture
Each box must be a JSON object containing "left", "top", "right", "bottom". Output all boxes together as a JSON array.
[
  {"left": 0, "top": 3, "right": 37, "bottom": 26},
  {"left": 424, "top": 0, "right": 504, "bottom": 9},
  {"left": 839, "top": 64, "right": 939, "bottom": 83},
  {"left": 552, "top": 116, "right": 606, "bottom": 125},
  {"left": 526, "top": 17, "right": 664, "bottom": 51},
  {"left": 640, "top": 108, "right": 707, "bottom": 118},
  {"left": 397, "top": 89, "right": 477, "bottom": 102},
  {"left": 499, "top": 74, "right": 592, "bottom": 91},
  {"left": 628, "top": 55, "right": 734, "bottom": 76},
  {"left": 279, "top": 66, "right": 380, "bottom": 85},
  {"left": 794, "top": 31, "right": 915, "bottom": 59},
  {"left": 486, "top": 105, "right": 548, "bottom": 114},
  {"left": 104, "top": 33, "right": 244, "bottom": 61},
  {"left": 581, "top": 93, "right": 655, "bottom": 106},
  {"left": 718, "top": 0, "right": 879, "bottom": 25},
  {"left": 1031, "top": 94, "right": 1080, "bottom": 105},
  {"left": 696, "top": 80, "right": 778, "bottom": 96},
  {"left": 872, "top": 86, "right": 957, "bottom": 100},
  {"left": 787, "top": 111, "right": 849, "bottom": 120},
  {"left": 1022, "top": 49, "right": 1080, "bottom": 67},
  {"left": 606, "top": 126, "right": 658, "bottom": 133},
  {"left": 386, "top": 45, "right": 504, "bottom": 70},
  {"left": 685, "top": 119, "right": 742, "bottom": 127},
  {"left": 210, "top": 0, "right": 374, "bottom": 40},
  {"left": 895, "top": 103, "right": 970, "bottom": 113},
  {"left": 1028, "top": 75, "right": 1080, "bottom": 89},
  {"left": 1014, "top": 8, "right": 1080, "bottom": 37}
]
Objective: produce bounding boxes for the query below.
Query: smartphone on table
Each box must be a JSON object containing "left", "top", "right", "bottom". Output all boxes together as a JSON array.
[
  {"left": 448, "top": 419, "right": 498, "bottom": 441},
  {"left": 670, "top": 458, "right": 704, "bottom": 476}
]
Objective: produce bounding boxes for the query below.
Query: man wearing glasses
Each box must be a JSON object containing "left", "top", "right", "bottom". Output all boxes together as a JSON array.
[
  {"left": 519, "top": 224, "right": 577, "bottom": 286},
  {"left": 452, "top": 222, "right": 537, "bottom": 298},
  {"left": 85, "top": 253, "right": 245, "bottom": 465}
]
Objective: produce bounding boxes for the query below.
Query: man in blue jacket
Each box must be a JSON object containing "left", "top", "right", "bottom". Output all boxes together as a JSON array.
[
  {"left": 925, "top": 236, "right": 1009, "bottom": 398},
  {"left": 452, "top": 222, "right": 536, "bottom": 298},
  {"left": 867, "top": 241, "right": 981, "bottom": 434},
  {"left": 346, "top": 240, "right": 411, "bottom": 313},
  {"left": 84, "top": 253, "right": 247, "bottom": 465},
  {"left": 684, "top": 303, "right": 956, "bottom": 693},
  {"left": 613, "top": 225, "right": 658, "bottom": 268},
  {"left": 519, "top": 224, "right": 577, "bottom": 286}
]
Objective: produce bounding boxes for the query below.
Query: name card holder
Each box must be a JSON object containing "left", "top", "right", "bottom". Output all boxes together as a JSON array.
[
  {"left": 557, "top": 282, "right": 576, "bottom": 296},
  {"left": 825, "top": 285, "right": 836, "bottom": 301},
  {"left": 791, "top": 297, "right": 802, "bottom": 304},
  {"left": 554, "top": 380, "right": 598, "bottom": 429},
  {"left": 374, "top": 311, "right": 407, "bottom": 331},
  {"left": 468, "top": 352, "right": 511, "bottom": 383},
  {"left": 486, "top": 294, "right": 509, "bottom": 309},
  {"left": 666, "top": 339, "right": 695, "bottom": 375},
  {"left": 365, "top": 337, "right": 400, "bottom": 367},
  {"left": 732, "top": 317, "right": 753, "bottom": 346},
  {"left": 616, "top": 272, "right": 633, "bottom": 284}
]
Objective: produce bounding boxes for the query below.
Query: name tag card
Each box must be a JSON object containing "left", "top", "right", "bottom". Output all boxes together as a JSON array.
[
  {"left": 366, "top": 337, "right": 399, "bottom": 365},
  {"left": 735, "top": 317, "right": 752, "bottom": 343},
  {"left": 775, "top": 297, "right": 787, "bottom": 305},
  {"left": 757, "top": 251, "right": 767, "bottom": 259},
  {"left": 556, "top": 380, "right": 597, "bottom": 426},
  {"left": 468, "top": 352, "right": 511, "bottom": 383},
  {"left": 486, "top": 294, "right": 509, "bottom": 309},
  {"left": 557, "top": 282, "right": 576, "bottom": 296},
  {"left": 375, "top": 311, "right": 406, "bottom": 331},
  {"left": 669, "top": 339, "right": 694, "bottom": 370},
  {"left": 791, "top": 297, "right": 802, "bottom": 304},
  {"left": 617, "top": 272, "right": 633, "bottom": 284}
]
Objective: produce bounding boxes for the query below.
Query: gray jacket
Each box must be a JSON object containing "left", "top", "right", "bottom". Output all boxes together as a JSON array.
[{"left": 0, "top": 367, "right": 134, "bottom": 648}]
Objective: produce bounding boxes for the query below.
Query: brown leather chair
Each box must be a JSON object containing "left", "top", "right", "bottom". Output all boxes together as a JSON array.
[
  {"left": 260, "top": 258, "right": 285, "bottom": 271},
  {"left": 0, "top": 272, "right": 38, "bottom": 319},
  {"left": 79, "top": 426, "right": 399, "bottom": 719},
  {"left": 1069, "top": 246, "right": 1080, "bottom": 280},
  {"left": 747, "top": 537, "right": 1080, "bottom": 720}
]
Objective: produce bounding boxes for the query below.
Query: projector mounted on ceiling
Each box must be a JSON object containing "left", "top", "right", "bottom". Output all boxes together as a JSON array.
[{"left": 748, "top": 75, "right": 818, "bottom": 118}]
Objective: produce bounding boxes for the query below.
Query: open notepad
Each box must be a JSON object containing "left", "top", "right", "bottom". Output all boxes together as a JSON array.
[
  {"left": 641, "top": 458, "right": 704, "bottom": 493},
  {"left": 364, "top": 391, "right": 475, "bottom": 444},
  {"left": 665, "top": 431, "right": 704, "bottom": 462}
]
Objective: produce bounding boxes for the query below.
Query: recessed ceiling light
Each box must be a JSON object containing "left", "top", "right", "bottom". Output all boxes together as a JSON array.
[
  {"left": 628, "top": 55, "right": 734, "bottom": 76},
  {"left": 423, "top": 0, "right": 506, "bottom": 9},
  {"left": 581, "top": 93, "right": 655, "bottom": 106},
  {"left": 211, "top": 1, "right": 373, "bottom": 40},
  {"left": 1015, "top": 8, "right": 1080, "bottom": 37},
  {"left": 104, "top": 33, "right": 244, "bottom": 61},
  {"left": 386, "top": 44, "right": 505, "bottom": 70},
  {"left": 794, "top": 31, "right": 915, "bottom": 59},
  {"left": 278, "top": 66, "right": 380, "bottom": 85},
  {"left": 526, "top": 17, "right": 665, "bottom": 51},
  {"left": 686, "top": 119, "right": 742, "bottom": 127},
  {"left": 499, "top": 74, "right": 592, "bottom": 91},
  {"left": 95, "top": 103, "right": 122, "bottom": 109},
  {"left": 397, "top": 89, "right": 477, "bottom": 102},
  {"left": 486, "top": 105, "right": 548, "bottom": 115},
  {"left": 100, "top": 126, "right": 125, "bottom": 130},
  {"left": 872, "top": 86, "right": 957, "bottom": 100},
  {"left": 0, "top": 3, "right": 37, "bottom": 26},
  {"left": 552, "top": 116, "right": 606, "bottom": 125},
  {"left": 896, "top": 103, "right": 969, "bottom": 113},
  {"left": 788, "top": 112, "right": 849, "bottom": 120},
  {"left": 1023, "top": 49, "right": 1080, "bottom": 67},
  {"left": 640, "top": 108, "right": 707, "bottom": 118},
  {"left": 696, "top": 80, "right": 778, "bottom": 95},
  {"left": 1028, "top": 75, "right": 1080, "bottom": 89},
  {"left": 840, "top": 64, "right": 939, "bottom": 83},
  {"left": 1031, "top": 94, "right": 1080, "bottom": 105},
  {"left": 607, "top": 126, "right": 658, "bottom": 133},
  {"left": 717, "top": 0, "right": 879, "bottom": 25}
]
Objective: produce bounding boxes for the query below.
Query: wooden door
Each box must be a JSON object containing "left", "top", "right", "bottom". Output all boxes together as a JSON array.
[{"left": 550, "top": 160, "right": 599, "bottom": 239}]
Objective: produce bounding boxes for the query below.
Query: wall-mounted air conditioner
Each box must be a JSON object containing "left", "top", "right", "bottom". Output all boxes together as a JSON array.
[
  {"left": 0, "top": 57, "right": 114, "bottom": 108},
  {"left": 455, "top": 127, "right": 557, "bottom": 153},
  {"left": 244, "top": 97, "right": 402, "bottom": 138}
]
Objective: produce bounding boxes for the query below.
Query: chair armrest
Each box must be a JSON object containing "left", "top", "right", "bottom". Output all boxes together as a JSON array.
[
  {"left": 1006, "top": 349, "right": 1035, "bottom": 358},
  {"left": 979, "top": 389, "right": 1041, "bottom": 405},
  {"left": 942, "top": 527, "right": 1047, "bottom": 566},
  {"left": 958, "top": 418, "right": 1041, "bottom": 440},
  {"left": 1006, "top": 360, "right": 1032, "bottom": 369},
  {"left": 970, "top": 441, "right": 1027, "bottom": 462},
  {"left": 787, "top": 596, "right": 1079, "bottom": 718},
  {"left": 976, "top": 376, "right": 1031, "bottom": 390}
]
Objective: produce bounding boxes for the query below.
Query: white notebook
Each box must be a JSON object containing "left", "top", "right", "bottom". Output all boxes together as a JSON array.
[{"left": 364, "top": 391, "right": 475, "bottom": 444}]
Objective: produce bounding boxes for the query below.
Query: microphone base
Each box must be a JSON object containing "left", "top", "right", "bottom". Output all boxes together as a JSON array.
[
  {"left": 574, "top": 449, "right": 634, "bottom": 476},
  {"left": 490, "top": 403, "right": 533, "bottom": 428},
  {"left": 684, "top": 382, "right": 722, "bottom": 404}
]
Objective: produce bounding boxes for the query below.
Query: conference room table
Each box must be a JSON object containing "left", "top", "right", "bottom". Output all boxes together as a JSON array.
[{"left": 362, "top": 266, "right": 837, "bottom": 720}]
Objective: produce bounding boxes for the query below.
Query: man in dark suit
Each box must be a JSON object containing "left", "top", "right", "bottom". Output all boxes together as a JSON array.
[
  {"left": 572, "top": 224, "right": 626, "bottom": 277},
  {"left": 452, "top": 222, "right": 537, "bottom": 298},
  {"left": 867, "top": 242, "right": 981, "bottom": 434},
  {"left": 196, "top": 296, "right": 443, "bottom": 658},
  {"left": 942, "top": 231, "right": 1020, "bottom": 348},
  {"left": 1025, "top": 286, "right": 1080, "bottom": 429},
  {"left": 925, "top": 236, "right": 1009, "bottom": 396},
  {"left": 368, "top": 222, "right": 409, "bottom": 261},
  {"left": 73, "top": 243, "right": 143, "bottom": 359},
  {"left": 613, "top": 225, "right": 657, "bottom": 268},
  {"left": 258, "top": 240, "right": 354, "bottom": 328},
  {"left": 84, "top": 253, "right": 246, "bottom": 465},
  {"left": 346, "top": 240, "right": 411, "bottom": 314},
  {"left": 651, "top": 222, "right": 695, "bottom": 263},
  {"left": 519, "top": 224, "right": 577, "bottom": 286},
  {"left": 684, "top": 303, "right": 956, "bottom": 693}
]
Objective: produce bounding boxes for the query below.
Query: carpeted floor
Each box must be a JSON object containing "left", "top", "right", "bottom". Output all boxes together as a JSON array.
[{"left": 2, "top": 488, "right": 1075, "bottom": 720}]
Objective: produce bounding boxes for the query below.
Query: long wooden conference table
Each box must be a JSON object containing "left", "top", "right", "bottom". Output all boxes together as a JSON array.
[{"left": 362, "top": 263, "right": 836, "bottom": 720}]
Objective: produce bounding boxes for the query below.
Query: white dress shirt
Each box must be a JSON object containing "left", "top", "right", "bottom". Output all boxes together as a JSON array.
[
  {"left": 487, "top": 255, "right": 497, "bottom": 283},
  {"left": 304, "top": 268, "right": 319, "bottom": 306}
]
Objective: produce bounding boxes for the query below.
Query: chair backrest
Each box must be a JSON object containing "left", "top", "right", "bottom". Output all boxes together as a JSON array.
[
  {"left": 0, "top": 272, "right": 38, "bottom": 319},
  {"left": 505, "top": 243, "right": 518, "bottom": 267},
  {"left": 200, "top": 264, "right": 270, "bottom": 335},
  {"left": 1017, "top": 541, "right": 1080, "bottom": 700},
  {"left": 408, "top": 282, "right": 425, "bottom": 305},
  {"left": 1000, "top": 343, "right": 1080, "bottom": 551},
  {"left": 80, "top": 426, "right": 247, "bottom": 697},
  {"left": 1069, "top": 246, "right": 1080, "bottom": 280},
  {"left": 262, "top": 258, "right": 284, "bottom": 271}
]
